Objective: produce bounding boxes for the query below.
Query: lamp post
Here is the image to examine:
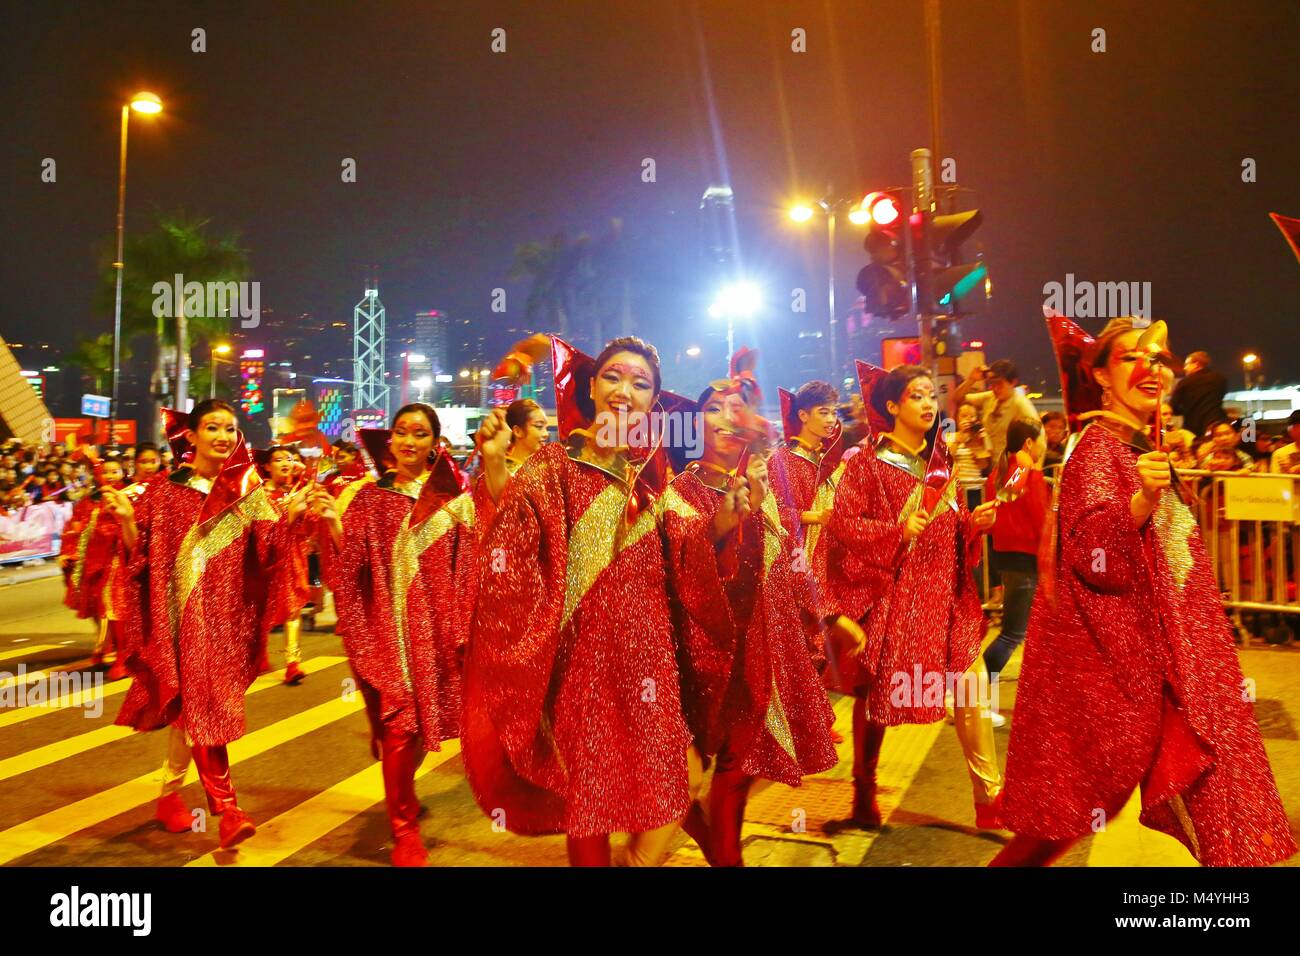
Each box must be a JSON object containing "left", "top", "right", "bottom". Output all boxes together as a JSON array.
[
  {"left": 109, "top": 91, "right": 163, "bottom": 444},
  {"left": 209, "top": 343, "right": 232, "bottom": 399}
]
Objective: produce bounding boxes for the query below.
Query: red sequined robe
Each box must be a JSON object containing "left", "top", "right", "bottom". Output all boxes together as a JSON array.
[
  {"left": 463, "top": 441, "right": 722, "bottom": 839},
  {"left": 326, "top": 476, "right": 480, "bottom": 750},
  {"left": 769, "top": 441, "right": 850, "bottom": 664},
  {"left": 60, "top": 492, "right": 122, "bottom": 620},
  {"left": 668, "top": 469, "right": 837, "bottom": 785},
  {"left": 115, "top": 471, "right": 288, "bottom": 746},
  {"left": 1002, "top": 422, "right": 1296, "bottom": 865},
  {"left": 824, "top": 439, "right": 985, "bottom": 723},
  {"left": 266, "top": 485, "right": 315, "bottom": 626}
]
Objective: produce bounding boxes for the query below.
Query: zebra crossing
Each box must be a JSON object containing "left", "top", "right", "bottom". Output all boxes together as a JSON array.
[{"left": 1, "top": 579, "right": 1292, "bottom": 868}]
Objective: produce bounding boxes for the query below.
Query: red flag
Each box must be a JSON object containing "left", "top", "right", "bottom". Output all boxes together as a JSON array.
[
  {"left": 197, "top": 437, "right": 263, "bottom": 526},
  {"left": 1269, "top": 212, "right": 1300, "bottom": 265}
]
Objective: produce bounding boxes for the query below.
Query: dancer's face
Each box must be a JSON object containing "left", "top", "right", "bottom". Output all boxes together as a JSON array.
[
  {"left": 134, "top": 450, "right": 160, "bottom": 478},
  {"left": 188, "top": 409, "right": 239, "bottom": 465},
  {"left": 269, "top": 449, "right": 296, "bottom": 485},
  {"left": 511, "top": 408, "right": 549, "bottom": 458},
  {"left": 700, "top": 390, "right": 748, "bottom": 468},
  {"left": 1094, "top": 330, "right": 1173, "bottom": 426},
  {"left": 391, "top": 411, "right": 436, "bottom": 472},
  {"left": 886, "top": 376, "right": 938, "bottom": 437},
  {"left": 799, "top": 402, "right": 838, "bottom": 441},
  {"left": 100, "top": 461, "right": 124, "bottom": 486},
  {"left": 591, "top": 351, "right": 656, "bottom": 421}
]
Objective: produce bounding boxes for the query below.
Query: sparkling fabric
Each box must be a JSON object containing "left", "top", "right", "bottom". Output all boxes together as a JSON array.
[
  {"left": 667, "top": 472, "right": 837, "bottom": 787},
  {"left": 462, "top": 442, "right": 699, "bottom": 839},
  {"left": 116, "top": 472, "right": 287, "bottom": 746},
  {"left": 60, "top": 496, "right": 120, "bottom": 620},
  {"left": 265, "top": 486, "right": 315, "bottom": 625},
  {"left": 824, "top": 441, "right": 985, "bottom": 724},
  {"left": 326, "top": 478, "right": 478, "bottom": 750},
  {"left": 1003, "top": 423, "right": 1297, "bottom": 865}
]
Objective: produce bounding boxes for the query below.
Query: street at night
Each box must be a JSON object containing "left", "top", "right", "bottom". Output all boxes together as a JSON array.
[{"left": 2, "top": 0, "right": 1300, "bottom": 940}]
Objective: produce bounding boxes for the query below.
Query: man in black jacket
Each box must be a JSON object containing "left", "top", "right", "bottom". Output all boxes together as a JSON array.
[{"left": 1171, "top": 350, "right": 1227, "bottom": 438}]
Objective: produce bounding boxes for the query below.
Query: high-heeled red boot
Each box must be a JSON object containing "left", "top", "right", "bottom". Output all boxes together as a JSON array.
[
  {"left": 192, "top": 745, "right": 256, "bottom": 849},
  {"left": 566, "top": 834, "right": 612, "bottom": 867},
  {"left": 851, "top": 699, "right": 887, "bottom": 828},
  {"left": 380, "top": 726, "right": 427, "bottom": 866}
]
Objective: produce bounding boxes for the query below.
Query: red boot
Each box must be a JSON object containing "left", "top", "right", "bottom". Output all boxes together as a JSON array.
[
  {"left": 566, "top": 834, "right": 612, "bottom": 867},
  {"left": 392, "top": 831, "right": 428, "bottom": 867},
  {"left": 106, "top": 658, "right": 128, "bottom": 682},
  {"left": 379, "top": 724, "right": 425, "bottom": 857},
  {"left": 975, "top": 791, "right": 1005, "bottom": 830},
  {"left": 708, "top": 747, "right": 753, "bottom": 867},
  {"left": 284, "top": 661, "right": 305, "bottom": 685},
  {"left": 155, "top": 794, "right": 193, "bottom": 833},
  {"left": 219, "top": 807, "right": 257, "bottom": 849},
  {"left": 849, "top": 700, "right": 886, "bottom": 828}
]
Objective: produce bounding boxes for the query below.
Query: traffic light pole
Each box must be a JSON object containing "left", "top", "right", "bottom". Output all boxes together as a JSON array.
[
  {"left": 910, "top": 148, "right": 936, "bottom": 377},
  {"left": 826, "top": 208, "right": 838, "bottom": 384}
]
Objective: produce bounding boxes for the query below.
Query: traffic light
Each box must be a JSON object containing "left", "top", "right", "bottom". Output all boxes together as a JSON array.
[
  {"left": 855, "top": 191, "right": 910, "bottom": 319},
  {"left": 919, "top": 207, "right": 986, "bottom": 314}
]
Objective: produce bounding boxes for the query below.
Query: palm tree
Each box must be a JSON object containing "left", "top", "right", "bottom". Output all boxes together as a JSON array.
[
  {"left": 66, "top": 332, "right": 132, "bottom": 395},
  {"left": 95, "top": 210, "right": 250, "bottom": 435}
]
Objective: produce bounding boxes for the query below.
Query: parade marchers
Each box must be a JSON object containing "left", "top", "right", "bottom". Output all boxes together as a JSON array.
[{"left": 0, "top": 320, "right": 1295, "bottom": 868}]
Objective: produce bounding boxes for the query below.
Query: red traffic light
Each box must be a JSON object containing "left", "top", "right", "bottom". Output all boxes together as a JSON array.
[{"left": 863, "top": 191, "right": 901, "bottom": 226}]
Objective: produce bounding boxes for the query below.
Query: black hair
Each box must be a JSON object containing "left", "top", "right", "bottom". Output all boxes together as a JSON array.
[
  {"left": 995, "top": 417, "right": 1043, "bottom": 485},
  {"left": 134, "top": 441, "right": 160, "bottom": 457},
  {"left": 594, "top": 336, "right": 662, "bottom": 396},
  {"left": 188, "top": 399, "right": 239, "bottom": 431},
  {"left": 871, "top": 364, "right": 933, "bottom": 427},
  {"left": 794, "top": 380, "right": 839, "bottom": 414},
  {"left": 506, "top": 398, "right": 543, "bottom": 431},
  {"left": 332, "top": 439, "right": 359, "bottom": 455},
  {"left": 391, "top": 402, "right": 441, "bottom": 440}
]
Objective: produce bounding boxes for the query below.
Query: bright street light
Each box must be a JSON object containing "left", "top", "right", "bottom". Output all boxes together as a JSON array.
[
  {"left": 685, "top": 345, "right": 702, "bottom": 358},
  {"left": 788, "top": 204, "right": 815, "bottom": 223},
  {"left": 708, "top": 281, "right": 763, "bottom": 357},
  {"left": 129, "top": 91, "right": 163, "bottom": 114},
  {"left": 111, "top": 90, "right": 164, "bottom": 441}
]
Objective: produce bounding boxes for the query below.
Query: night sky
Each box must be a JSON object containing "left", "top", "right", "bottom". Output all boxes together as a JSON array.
[{"left": 3, "top": 0, "right": 1298, "bottom": 411}]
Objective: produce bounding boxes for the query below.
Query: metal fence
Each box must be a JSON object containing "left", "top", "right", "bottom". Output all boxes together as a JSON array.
[{"left": 972, "top": 468, "right": 1300, "bottom": 641}]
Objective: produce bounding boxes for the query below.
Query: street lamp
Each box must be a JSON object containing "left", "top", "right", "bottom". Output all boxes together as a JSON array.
[
  {"left": 209, "top": 342, "right": 232, "bottom": 399},
  {"left": 109, "top": 91, "right": 163, "bottom": 443},
  {"left": 708, "top": 281, "right": 762, "bottom": 358},
  {"left": 787, "top": 196, "right": 870, "bottom": 381}
]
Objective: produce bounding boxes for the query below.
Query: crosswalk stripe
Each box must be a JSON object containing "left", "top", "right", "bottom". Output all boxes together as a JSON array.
[
  {"left": 0, "top": 656, "right": 350, "bottom": 782},
  {"left": 1085, "top": 788, "right": 1195, "bottom": 867},
  {"left": 0, "top": 693, "right": 363, "bottom": 865},
  {"left": 0, "top": 655, "right": 347, "bottom": 731},
  {"left": 0, "top": 676, "right": 131, "bottom": 729},
  {"left": 186, "top": 741, "right": 464, "bottom": 867},
  {"left": 0, "top": 644, "right": 62, "bottom": 663}
]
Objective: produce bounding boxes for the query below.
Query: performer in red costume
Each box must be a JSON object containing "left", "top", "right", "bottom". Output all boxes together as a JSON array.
[
  {"left": 824, "top": 364, "right": 1003, "bottom": 830},
  {"left": 768, "top": 380, "right": 853, "bottom": 742},
  {"left": 102, "top": 400, "right": 301, "bottom": 850},
  {"left": 670, "top": 356, "right": 838, "bottom": 866},
  {"left": 260, "top": 446, "right": 314, "bottom": 685},
  {"left": 60, "top": 456, "right": 127, "bottom": 678},
  {"left": 314, "top": 403, "right": 479, "bottom": 867},
  {"left": 992, "top": 317, "right": 1296, "bottom": 867},
  {"left": 502, "top": 397, "right": 550, "bottom": 473},
  {"left": 466, "top": 335, "right": 740, "bottom": 867}
]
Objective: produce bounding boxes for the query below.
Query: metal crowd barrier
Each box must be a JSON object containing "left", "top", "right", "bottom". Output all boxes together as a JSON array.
[{"left": 969, "top": 467, "right": 1300, "bottom": 640}]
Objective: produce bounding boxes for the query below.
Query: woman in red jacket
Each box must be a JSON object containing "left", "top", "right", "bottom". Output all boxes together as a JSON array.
[{"left": 981, "top": 417, "right": 1049, "bottom": 679}]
